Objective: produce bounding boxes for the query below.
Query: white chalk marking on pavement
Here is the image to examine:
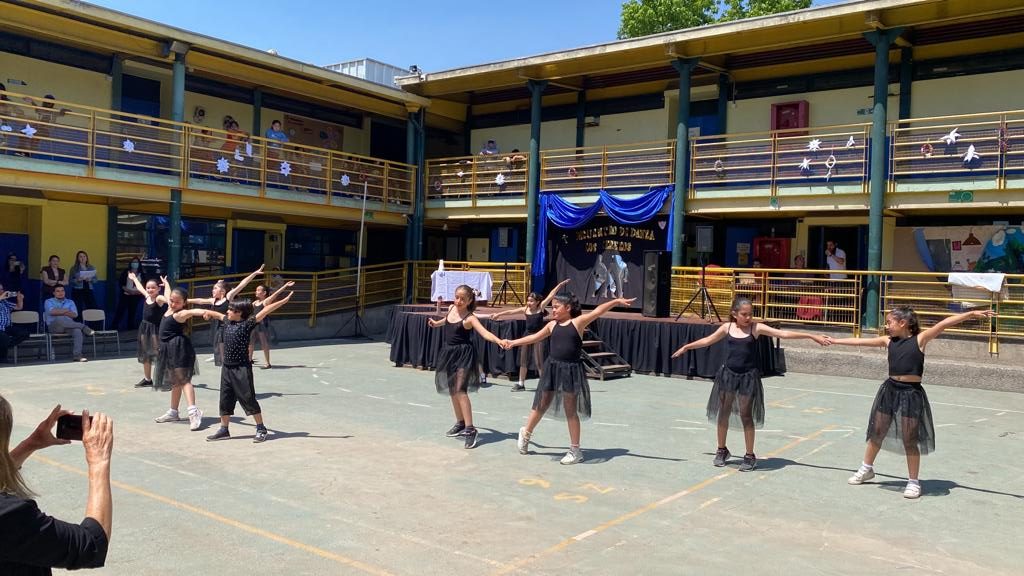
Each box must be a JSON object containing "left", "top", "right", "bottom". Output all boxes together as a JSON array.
[
  {"left": 407, "top": 402, "right": 431, "bottom": 408},
  {"left": 758, "top": 429, "right": 784, "bottom": 433},
  {"left": 787, "top": 435, "right": 808, "bottom": 440},
  {"left": 135, "top": 457, "right": 200, "bottom": 478},
  {"left": 594, "top": 422, "right": 629, "bottom": 427},
  {"left": 474, "top": 411, "right": 489, "bottom": 415},
  {"left": 366, "top": 394, "right": 386, "bottom": 400},
  {"left": 996, "top": 412, "right": 1006, "bottom": 416},
  {"left": 935, "top": 423, "right": 956, "bottom": 428},
  {"left": 800, "top": 442, "right": 833, "bottom": 460},
  {"left": 671, "top": 426, "right": 706, "bottom": 431},
  {"left": 338, "top": 388, "right": 351, "bottom": 392},
  {"left": 674, "top": 419, "right": 704, "bottom": 424},
  {"left": 973, "top": 418, "right": 988, "bottom": 423},
  {"left": 698, "top": 497, "right": 721, "bottom": 510},
  {"left": 822, "top": 429, "right": 857, "bottom": 433},
  {"left": 572, "top": 530, "right": 597, "bottom": 541},
  {"left": 313, "top": 373, "right": 319, "bottom": 379}
]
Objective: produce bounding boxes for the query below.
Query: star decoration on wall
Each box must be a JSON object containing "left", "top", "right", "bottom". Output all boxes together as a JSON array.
[
  {"left": 279, "top": 161, "right": 292, "bottom": 176},
  {"left": 495, "top": 173, "right": 506, "bottom": 186},
  {"left": 806, "top": 139, "right": 822, "bottom": 152},
  {"left": 20, "top": 124, "right": 36, "bottom": 138},
  {"left": 798, "top": 157, "right": 812, "bottom": 172},
  {"left": 341, "top": 174, "right": 351, "bottom": 187},
  {"left": 962, "top": 144, "right": 980, "bottom": 165},
  {"left": 941, "top": 128, "right": 961, "bottom": 146},
  {"left": 122, "top": 139, "right": 135, "bottom": 153},
  {"left": 216, "top": 157, "right": 230, "bottom": 173},
  {"left": 846, "top": 136, "right": 856, "bottom": 148}
]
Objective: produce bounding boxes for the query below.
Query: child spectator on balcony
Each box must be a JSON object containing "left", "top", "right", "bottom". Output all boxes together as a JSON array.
[
  {"left": 503, "top": 148, "right": 526, "bottom": 171},
  {"left": 479, "top": 139, "right": 499, "bottom": 156},
  {"left": 0, "top": 84, "right": 27, "bottom": 155}
]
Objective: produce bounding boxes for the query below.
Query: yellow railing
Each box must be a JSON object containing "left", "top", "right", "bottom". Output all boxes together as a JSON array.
[
  {"left": 411, "top": 260, "right": 531, "bottom": 304},
  {"left": 690, "top": 123, "right": 871, "bottom": 198},
  {"left": 176, "top": 261, "right": 409, "bottom": 330},
  {"left": 0, "top": 89, "right": 415, "bottom": 211},
  {"left": 425, "top": 153, "right": 528, "bottom": 204},
  {"left": 889, "top": 109, "right": 1024, "bottom": 192},
  {"left": 541, "top": 140, "right": 675, "bottom": 192}
]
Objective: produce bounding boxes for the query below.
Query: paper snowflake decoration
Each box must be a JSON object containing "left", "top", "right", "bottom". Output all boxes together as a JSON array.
[
  {"left": 216, "top": 157, "right": 230, "bottom": 174},
  {"left": 962, "top": 144, "right": 980, "bottom": 165},
  {"left": 941, "top": 128, "right": 961, "bottom": 146},
  {"left": 456, "top": 169, "right": 464, "bottom": 178},
  {"left": 309, "top": 161, "right": 322, "bottom": 172},
  {"left": 798, "top": 158, "right": 812, "bottom": 172},
  {"left": 0, "top": 123, "right": 12, "bottom": 132},
  {"left": 233, "top": 148, "right": 244, "bottom": 162},
  {"left": 245, "top": 142, "right": 253, "bottom": 157},
  {"left": 824, "top": 154, "right": 837, "bottom": 181},
  {"left": 495, "top": 173, "right": 506, "bottom": 186},
  {"left": 341, "top": 174, "right": 351, "bottom": 187},
  {"left": 122, "top": 139, "right": 135, "bottom": 153},
  {"left": 20, "top": 124, "right": 36, "bottom": 138},
  {"left": 845, "top": 136, "right": 856, "bottom": 148},
  {"left": 279, "top": 161, "right": 292, "bottom": 177},
  {"left": 806, "top": 139, "right": 822, "bottom": 152}
]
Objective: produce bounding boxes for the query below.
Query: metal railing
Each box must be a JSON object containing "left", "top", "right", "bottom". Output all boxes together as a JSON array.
[
  {"left": 176, "top": 261, "right": 408, "bottom": 330},
  {"left": 889, "top": 109, "right": 1024, "bottom": 192},
  {"left": 411, "top": 260, "right": 531, "bottom": 304},
  {"left": 425, "top": 153, "right": 528, "bottom": 203},
  {"left": 540, "top": 140, "right": 674, "bottom": 193},
  {"left": 0, "top": 89, "right": 415, "bottom": 210},
  {"left": 690, "top": 123, "right": 871, "bottom": 198}
]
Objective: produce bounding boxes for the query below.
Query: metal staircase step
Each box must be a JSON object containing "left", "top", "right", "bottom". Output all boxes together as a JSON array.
[
  {"left": 587, "top": 352, "right": 617, "bottom": 359},
  {"left": 582, "top": 340, "right": 602, "bottom": 347}
]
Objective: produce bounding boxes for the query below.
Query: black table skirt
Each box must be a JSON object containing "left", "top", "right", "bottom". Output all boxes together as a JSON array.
[{"left": 387, "top": 308, "right": 780, "bottom": 379}]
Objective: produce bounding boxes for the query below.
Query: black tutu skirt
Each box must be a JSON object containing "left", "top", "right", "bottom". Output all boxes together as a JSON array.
[
  {"left": 211, "top": 319, "right": 225, "bottom": 366},
  {"left": 866, "top": 379, "right": 936, "bottom": 455},
  {"left": 252, "top": 317, "right": 271, "bottom": 339},
  {"left": 706, "top": 366, "right": 766, "bottom": 429},
  {"left": 434, "top": 342, "right": 481, "bottom": 395},
  {"left": 154, "top": 336, "right": 198, "bottom": 391},
  {"left": 533, "top": 359, "right": 591, "bottom": 420},
  {"left": 137, "top": 321, "right": 160, "bottom": 364}
]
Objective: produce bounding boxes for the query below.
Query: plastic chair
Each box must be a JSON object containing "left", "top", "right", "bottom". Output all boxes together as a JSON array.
[
  {"left": 82, "top": 309, "right": 120, "bottom": 357},
  {"left": 10, "top": 310, "right": 48, "bottom": 364}
]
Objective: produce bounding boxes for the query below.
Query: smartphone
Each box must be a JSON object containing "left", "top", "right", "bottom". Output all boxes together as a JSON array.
[
  {"left": 1, "top": 291, "right": 14, "bottom": 299},
  {"left": 56, "top": 414, "right": 92, "bottom": 442}
]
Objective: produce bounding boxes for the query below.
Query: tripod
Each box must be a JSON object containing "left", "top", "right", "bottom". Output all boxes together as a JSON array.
[
  {"left": 675, "top": 254, "right": 721, "bottom": 322},
  {"left": 334, "top": 181, "right": 370, "bottom": 339},
  {"left": 492, "top": 261, "right": 523, "bottom": 306}
]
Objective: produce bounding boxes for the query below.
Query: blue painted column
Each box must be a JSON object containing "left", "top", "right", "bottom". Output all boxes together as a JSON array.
[
  {"left": 405, "top": 110, "right": 417, "bottom": 260},
  {"left": 252, "top": 88, "right": 263, "bottom": 136},
  {"left": 525, "top": 79, "right": 547, "bottom": 273},
  {"left": 575, "top": 90, "right": 586, "bottom": 148},
  {"left": 898, "top": 47, "right": 913, "bottom": 122},
  {"left": 168, "top": 52, "right": 186, "bottom": 280},
  {"left": 414, "top": 109, "right": 426, "bottom": 261},
  {"left": 864, "top": 28, "right": 902, "bottom": 329},
  {"left": 671, "top": 58, "right": 698, "bottom": 267},
  {"left": 716, "top": 73, "right": 729, "bottom": 135},
  {"left": 110, "top": 55, "right": 123, "bottom": 111}
]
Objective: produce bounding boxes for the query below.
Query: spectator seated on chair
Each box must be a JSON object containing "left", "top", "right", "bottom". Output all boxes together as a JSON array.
[
  {"left": 0, "top": 282, "right": 28, "bottom": 364},
  {"left": 43, "top": 285, "right": 94, "bottom": 362}
]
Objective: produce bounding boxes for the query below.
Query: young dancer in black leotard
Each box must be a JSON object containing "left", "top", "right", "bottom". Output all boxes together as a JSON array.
[
  {"left": 489, "top": 279, "right": 569, "bottom": 391},
  {"left": 189, "top": 264, "right": 263, "bottom": 366},
  {"left": 506, "top": 293, "right": 634, "bottom": 465},
  {"left": 827, "top": 306, "right": 995, "bottom": 499},
  {"left": 672, "top": 297, "right": 827, "bottom": 472},
  {"left": 126, "top": 272, "right": 167, "bottom": 388}
]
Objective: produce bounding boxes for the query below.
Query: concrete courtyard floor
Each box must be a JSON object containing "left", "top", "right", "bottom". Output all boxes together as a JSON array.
[{"left": 2, "top": 340, "right": 1022, "bottom": 575}]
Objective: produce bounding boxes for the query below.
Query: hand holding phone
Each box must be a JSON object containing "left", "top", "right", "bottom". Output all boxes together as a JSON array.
[{"left": 57, "top": 413, "right": 93, "bottom": 442}]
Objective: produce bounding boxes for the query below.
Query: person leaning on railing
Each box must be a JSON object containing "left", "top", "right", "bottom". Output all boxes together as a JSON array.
[{"left": 0, "top": 399, "right": 114, "bottom": 574}]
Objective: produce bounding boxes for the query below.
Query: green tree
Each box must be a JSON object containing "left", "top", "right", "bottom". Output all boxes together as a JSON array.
[{"left": 617, "top": 0, "right": 813, "bottom": 39}]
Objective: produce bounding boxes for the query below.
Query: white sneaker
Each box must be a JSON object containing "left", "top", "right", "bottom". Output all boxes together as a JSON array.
[
  {"left": 517, "top": 427, "right": 531, "bottom": 455},
  {"left": 903, "top": 482, "right": 922, "bottom": 499},
  {"left": 560, "top": 447, "right": 583, "bottom": 465},
  {"left": 154, "top": 410, "right": 181, "bottom": 423},
  {"left": 848, "top": 465, "right": 875, "bottom": 485},
  {"left": 188, "top": 408, "right": 203, "bottom": 431}
]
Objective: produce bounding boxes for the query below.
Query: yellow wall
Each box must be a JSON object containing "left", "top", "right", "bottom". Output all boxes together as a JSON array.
[
  {"left": 728, "top": 85, "right": 899, "bottom": 133},
  {"left": 260, "top": 107, "right": 370, "bottom": 156},
  {"left": 186, "top": 91, "right": 253, "bottom": 133},
  {"left": 0, "top": 51, "right": 111, "bottom": 109},
  {"left": 911, "top": 70, "right": 1024, "bottom": 118},
  {"left": 471, "top": 118, "right": 577, "bottom": 155},
  {"left": 0, "top": 204, "right": 30, "bottom": 234},
  {"left": 584, "top": 108, "right": 668, "bottom": 147},
  {"left": 35, "top": 200, "right": 108, "bottom": 280}
]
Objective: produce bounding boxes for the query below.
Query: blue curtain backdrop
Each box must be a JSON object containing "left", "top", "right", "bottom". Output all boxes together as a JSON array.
[{"left": 533, "top": 185, "right": 674, "bottom": 291}]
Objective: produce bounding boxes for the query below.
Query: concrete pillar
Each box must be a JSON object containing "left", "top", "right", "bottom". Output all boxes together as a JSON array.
[
  {"left": 575, "top": 90, "right": 586, "bottom": 148},
  {"left": 899, "top": 47, "right": 913, "bottom": 122},
  {"left": 171, "top": 52, "right": 186, "bottom": 123},
  {"left": 717, "top": 73, "right": 729, "bottom": 135},
  {"left": 110, "top": 55, "right": 123, "bottom": 111},
  {"left": 525, "top": 79, "right": 547, "bottom": 268},
  {"left": 864, "top": 28, "right": 902, "bottom": 329},
  {"left": 168, "top": 52, "right": 186, "bottom": 279},
  {"left": 671, "top": 58, "right": 698, "bottom": 267},
  {"left": 252, "top": 88, "right": 263, "bottom": 136}
]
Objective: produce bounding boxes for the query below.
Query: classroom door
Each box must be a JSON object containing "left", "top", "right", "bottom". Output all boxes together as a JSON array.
[
  {"left": 233, "top": 229, "right": 265, "bottom": 273},
  {"left": 466, "top": 238, "right": 489, "bottom": 262}
]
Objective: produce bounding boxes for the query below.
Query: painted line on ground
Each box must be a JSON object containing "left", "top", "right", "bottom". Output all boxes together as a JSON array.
[
  {"left": 671, "top": 427, "right": 706, "bottom": 431},
  {"left": 674, "top": 419, "right": 704, "bottom": 424},
  {"left": 935, "top": 423, "right": 957, "bottom": 428},
  {"left": 407, "top": 402, "right": 432, "bottom": 408},
  {"left": 974, "top": 418, "right": 989, "bottom": 423},
  {"left": 366, "top": 395, "right": 386, "bottom": 400},
  {"left": 35, "top": 456, "right": 396, "bottom": 576},
  {"left": 594, "top": 422, "right": 629, "bottom": 427},
  {"left": 339, "top": 388, "right": 351, "bottom": 392},
  {"left": 491, "top": 426, "right": 836, "bottom": 576}
]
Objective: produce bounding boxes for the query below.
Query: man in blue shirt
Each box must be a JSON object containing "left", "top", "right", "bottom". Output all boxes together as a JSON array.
[
  {"left": 44, "top": 285, "right": 93, "bottom": 362},
  {"left": 0, "top": 280, "right": 28, "bottom": 363}
]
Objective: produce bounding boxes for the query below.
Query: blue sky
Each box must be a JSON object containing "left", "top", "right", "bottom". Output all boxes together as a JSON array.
[{"left": 88, "top": 0, "right": 845, "bottom": 72}]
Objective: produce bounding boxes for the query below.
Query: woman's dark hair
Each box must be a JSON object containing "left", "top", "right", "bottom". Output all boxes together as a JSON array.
[
  {"left": 47, "top": 254, "right": 60, "bottom": 263},
  {"left": 553, "top": 292, "right": 581, "bottom": 318},
  {"left": 170, "top": 287, "right": 189, "bottom": 304},
  {"left": 527, "top": 291, "right": 542, "bottom": 305},
  {"left": 730, "top": 297, "right": 753, "bottom": 318},
  {"left": 455, "top": 284, "right": 477, "bottom": 312},
  {"left": 228, "top": 298, "right": 254, "bottom": 319},
  {"left": 888, "top": 306, "right": 921, "bottom": 335}
]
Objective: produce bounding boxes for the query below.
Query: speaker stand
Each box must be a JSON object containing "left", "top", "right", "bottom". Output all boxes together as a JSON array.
[{"left": 675, "top": 256, "right": 721, "bottom": 323}]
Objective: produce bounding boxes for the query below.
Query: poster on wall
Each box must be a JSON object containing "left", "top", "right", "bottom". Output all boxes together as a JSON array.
[
  {"left": 283, "top": 114, "right": 344, "bottom": 151},
  {"left": 909, "top": 225, "right": 1024, "bottom": 273},
  {"left": 552, "top": 216, "right": 668, "bottom": 310}
]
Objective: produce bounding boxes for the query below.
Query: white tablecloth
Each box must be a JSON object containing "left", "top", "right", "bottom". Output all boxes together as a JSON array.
[{"left": 431, "top": 271, "right": 493, "bottom": 302}]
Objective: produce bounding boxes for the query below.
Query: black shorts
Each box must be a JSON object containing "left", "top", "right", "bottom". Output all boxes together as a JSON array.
[{"left": 219, "top": 364, "right": 261, "bottom": 416}]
